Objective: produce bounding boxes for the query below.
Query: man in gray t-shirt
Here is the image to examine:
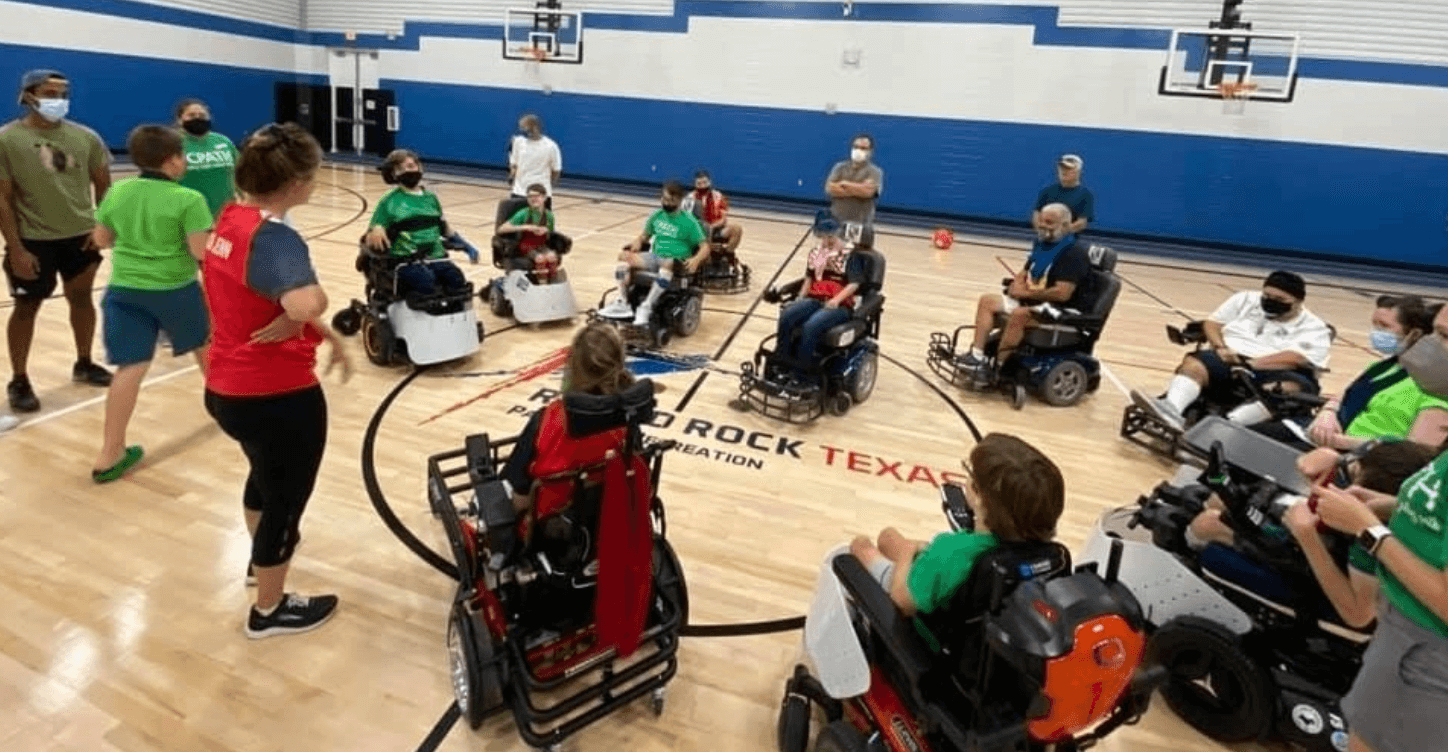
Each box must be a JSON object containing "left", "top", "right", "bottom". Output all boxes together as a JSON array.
[{"left": 824, "top": 134, "right": 884, "bottom": 226}]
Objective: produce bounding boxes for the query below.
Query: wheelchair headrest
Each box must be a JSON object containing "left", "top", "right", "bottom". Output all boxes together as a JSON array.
[
  {"left": 1086, "top": 243, "right": 1117, "bottom": 272},
  {"left": 852, "top": 248, "right": 886, "bottom": 294},
  {"left": 954, "top": 541, "right": 1072, "bottom": 617},
  {"left": 495, "top": 196, "right": 531, "bottom": 228},
  {"left": 561, "top": 379, "right": 657, "bottom": 437}
]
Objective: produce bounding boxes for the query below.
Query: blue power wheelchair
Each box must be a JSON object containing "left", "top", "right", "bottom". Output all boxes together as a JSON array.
[
  {"left": 926, "top": 244, "right": 1121, "bottom": 409},
  {"left": 427, "top": 380, "right": 688, "bottom": 749},
  {"left": 482, "top": 196, "right": 579, "bottom": 325},
  {"left": 734, "top": 232, "right": 886, "bottom": 423},
  {"left": 778, "top": 486, "right": 1162, "bottom": 752},
  {"left": 1081, "top": 417, "right": 1369, "bottom": 751}
]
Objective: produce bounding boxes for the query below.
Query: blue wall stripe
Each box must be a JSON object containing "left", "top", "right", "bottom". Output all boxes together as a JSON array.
[{"left": 11, "top": 0, "right": 1447, "bottom": 87}]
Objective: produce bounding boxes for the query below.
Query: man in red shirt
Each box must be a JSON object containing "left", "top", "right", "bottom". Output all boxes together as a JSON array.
[{"left": 686, "top": 170, "right": 743, "bottom": 256}]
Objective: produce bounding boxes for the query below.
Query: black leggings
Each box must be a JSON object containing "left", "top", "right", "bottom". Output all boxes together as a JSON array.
[{"left": 205, "top": 385, "right": 328, "bottom": 567}]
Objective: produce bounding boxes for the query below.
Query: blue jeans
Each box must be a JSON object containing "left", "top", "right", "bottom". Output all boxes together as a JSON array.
[
  {"left": 397, "top": 260, "right": 468, "bottom": 298},
  {"left": 777, "top": 298, "right": 851, "bottom": 373}
]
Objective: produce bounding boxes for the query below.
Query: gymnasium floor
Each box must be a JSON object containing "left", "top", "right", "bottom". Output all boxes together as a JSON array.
[{"left": 0, "top": 163, "right": 1435, "bottom": 752}]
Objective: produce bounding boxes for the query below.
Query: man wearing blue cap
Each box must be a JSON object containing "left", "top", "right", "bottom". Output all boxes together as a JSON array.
[{"left": 0, "top": 69, "right": 114, "bottom": 417}]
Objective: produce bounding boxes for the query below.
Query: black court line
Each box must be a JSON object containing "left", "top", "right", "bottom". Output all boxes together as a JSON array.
[
  {"left": 879, "top": 351, "right": 984, "bottom": 443},
  {"left": 1115, "top": 271, "right": 1194, "bottom": 321},
  {"left": 414, "top": 703, "right": 461, "bottom": 752}
]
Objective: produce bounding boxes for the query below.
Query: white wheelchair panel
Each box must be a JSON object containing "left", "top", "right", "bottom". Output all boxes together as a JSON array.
[
  {"left": 388, "top": 301, "right": 480, "bottom": 365},
  {"left": 803, "top": 543, "right": 872, "bottom": 700},
  {"left": 503, "top": 269, "right": 578, "bottom": 324}
]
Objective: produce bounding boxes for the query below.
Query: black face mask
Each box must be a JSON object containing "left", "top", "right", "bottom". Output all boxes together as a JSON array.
[
  {"left": 661, "top": 201, "right": 680, "bottom": 213},
  {"left": 181, "top": 118, "right": 211, "bottom": 136},
  {"left": 1261, "top": 296, "right": 1293, "bottom": 318},
  {"left": 397, "top": 171, "right": 423, "bottom": 189}
]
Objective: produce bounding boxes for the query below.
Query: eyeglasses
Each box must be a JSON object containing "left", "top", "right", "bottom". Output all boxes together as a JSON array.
[{"left": 958, "top": 460, "right": 976, "bottom": 484}]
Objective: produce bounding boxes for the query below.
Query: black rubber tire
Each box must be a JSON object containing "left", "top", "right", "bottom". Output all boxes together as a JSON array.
[
  {"left": 476, "top": 321, "right": 486, "bottom": 343},
  {"left": 448, "top": 601, "right": 504, "bottom": 729},
  {"left": 489, "top": 283, "right": 512, "bottom": 318},
  {"left": 361, "top": 316, "right": 393, "bottom": 366},
  {"left": 1010, "top": 383, "right": 1028, "bottom": 410},
  {"left": 673, "top": 294, "right": 702, "bottom": 336},
  {"left": 653, "top": 537, "right": 688, "bottom": 630},
  {"left": 827, "top": 393, "right": 852, "bottom": 416},
  {"left": 331, "top": 306, "right": 362, "bottom": 336},
  {"left": 849, "top": 349, "right": 878, "bottom": 404},
  {"left": 776, "top": 684, "right": 811, "bottom": 752},
  {"left": 1149, "top": 616, "right": 1275, "bottom": 743},
  {"left": 1042, "top": 359, "right": 1090, "bottom": 406}
]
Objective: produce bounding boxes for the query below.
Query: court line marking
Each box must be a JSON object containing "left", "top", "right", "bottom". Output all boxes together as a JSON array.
[{"left": 9, "top": 364, "right": 200, "bottom": 432}]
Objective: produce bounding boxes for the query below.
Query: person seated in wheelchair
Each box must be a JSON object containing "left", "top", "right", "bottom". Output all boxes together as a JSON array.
[
  {"left": 1130, "top": 270, "right": 1333, "bottom": 432},
  {"left": 363, "top": 149, "right": 475, "bottom": 302},
  {"left": 684, "top": 170, "right": 743, "bottom": 257},
  {"left": 598, "top": 180, "right": 710, "bottom": 326},
  {"left": 493, "top": 182, "right": 563, "bottom": 284},
  {"left": 770, "top": 216, "right": 871, "bottom": 380},
  {"left": 849, "top": 433, "right": 1064, "bottom": 625},
  {"left": 954, "top": 203, "right": 1097, "bottom": 378},
  {"left": 1244, "top": 294, "right": 1447, "bottom": 451}
]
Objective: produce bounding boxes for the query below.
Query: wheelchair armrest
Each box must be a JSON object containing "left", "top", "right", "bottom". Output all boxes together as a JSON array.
[
  {"left": 465, "top": 433, "right": 497, "bottom": 487},
  {"left": 831, "top": 555, "right": 937, "bottom": 683},
  {"left": 766, "top": 277, "right": 806, "bottom": 304},
  {"left": 852, "top": 293, "right": 884, "bottom": 322},
  {"left": 1048, "top": 311, "right": 1103, "bottom": 330},
  {"left": 476, "top": 478, "right": 521, "bottom": 568}
]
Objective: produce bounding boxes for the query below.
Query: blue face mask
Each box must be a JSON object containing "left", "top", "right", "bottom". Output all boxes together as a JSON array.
[
  {"left": 1370, "top": 328, "right": 1401, "bottom": 356},
  {"left": 33, "top": 97, "right": 69, "bottom": 122}
]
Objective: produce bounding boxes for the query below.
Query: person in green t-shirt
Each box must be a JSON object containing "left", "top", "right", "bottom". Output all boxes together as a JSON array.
[
  {"left": 849, "top": 433, "right": 1065, "bottom": 622},
  {"left": 90, "top": 125, "right": 214, "bottom": 483},
  {"left": 599, "top": 180, "right": 710, "bottom": 326},
  {"left": 365, "top": 149, "right": 472, "bottom": 300},
  {"left": 174, "top": 98, "right": 238, "bottom": 218},
  {"left": 494, "top": 182, "right": 561, "bottom": 283}
]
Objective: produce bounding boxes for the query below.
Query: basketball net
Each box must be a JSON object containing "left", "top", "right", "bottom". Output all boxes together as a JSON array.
[{"left": 1218, "top": 81, "right": 1258, "bottom": 116}]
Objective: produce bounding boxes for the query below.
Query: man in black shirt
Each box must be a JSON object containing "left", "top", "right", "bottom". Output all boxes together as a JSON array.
[{"left": 1032, "top": 154, "right": 1093, "bottom": 234}]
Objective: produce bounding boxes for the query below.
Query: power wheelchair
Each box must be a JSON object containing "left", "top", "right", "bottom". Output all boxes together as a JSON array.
[
  {"left": 1080, "top": 417, "right": 1369, "bottom": 752},
  {"left": 778, "top": 486, "right": 1162, "bottom": 752},
  {"left": 1120, "top": 321, "right": 1331, "bottom": 460},
  {"left": 427, "top": 379, "right": 688, "bottom": 750},
  {"left": 733, "top": 231, "right": 885, "bottom": 423},
  {"left": 331, "top": 227, "right": 483, "bottom": 367},
  {"left": 482, "top": 196, "right": 580, "bottom": 325},
  {"left": 926, "top": 244, "right": 1121, "bottom": 410},
  {"left": 589, "top": 244, "right": 706, "bottom": 349},
  {"left": 677, "top": 193, "right": 751, "bottom": 294}
]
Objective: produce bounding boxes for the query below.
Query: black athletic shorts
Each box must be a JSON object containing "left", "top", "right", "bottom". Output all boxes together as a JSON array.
[{"left": 5, "top": 234, "right": 103, "bottom": 300}]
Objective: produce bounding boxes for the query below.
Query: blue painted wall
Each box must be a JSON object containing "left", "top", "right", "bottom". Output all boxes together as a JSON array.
[
  {"left": 0, "top": 42, "right": 302, "bottom": 151},
  {"left": 389, "top": 80, "right": 1448, "bottom": 269}
]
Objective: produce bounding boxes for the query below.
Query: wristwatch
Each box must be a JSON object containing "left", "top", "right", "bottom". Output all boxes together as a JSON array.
[{"left": 1358, "top": 524, "right": 1394, "bottom": 557}]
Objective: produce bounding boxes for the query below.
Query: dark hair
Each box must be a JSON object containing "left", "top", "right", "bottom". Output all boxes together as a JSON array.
[
  {"left": 565, "top": 324, "right": 635, "bottom": 396},
  {"left": 851, "top": 133, "right": 875, "bottom": 149},
  {"left": 1380, "top": 294, "right": 1435, "bottom": 336},
  {"left": 968, "top": 433, "right": 1065, "bottom": 542},
  {"left": 235, "top": 123, "right": 322, "bottom": 197},
  {"left": 525, "top": 182, "right": 547, "bottom": 196},
  {"left": 694, "top": 169, "right": 711, "bottom": 181},
  {"left": 379, "top": 148, "right": 420, "bottom": 184},
  {"left": 1264, "top": 270, "right": 1307, "bottom": 301},
  {"left": 1356, "top": 441, "right": 1437, "bottom": 495},
  {"left": 662, "top": 180, "right": 686, "bottom": 199},
  {"left": 173, "top": 98, "right": 207, "bottom": 121},
  {"left": 127, "top": 124, "right": 184, "bottom": 171}
]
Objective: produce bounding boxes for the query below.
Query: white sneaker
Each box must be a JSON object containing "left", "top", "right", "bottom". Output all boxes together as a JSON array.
[
  {"left": 599, "top": 299, "right": 633, "bottom": 319},
  {"left": 632, "top": 302, "right": 655, "bottom": 327},
  {"left": 0, "top": 414, "right": 16, "bottom": 432}
]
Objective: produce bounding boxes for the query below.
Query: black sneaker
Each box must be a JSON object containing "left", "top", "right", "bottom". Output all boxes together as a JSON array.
[
  {"left": 73, "top": 360, "right": 113, "bottom": 387},
  {"left": 7, "top": 379, "right": 39, "bottom": 413},
  {"left": 245, "top": 593, "right": 339, "bottom": 639}
]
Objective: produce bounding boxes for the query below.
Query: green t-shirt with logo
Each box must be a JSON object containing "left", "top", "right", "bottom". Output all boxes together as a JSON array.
[
  {"left": 508, "top": 206, "right": 555, "bottom": 231},
  {"left": 643, "top": 209, "right": 706, "bottom": 260},
  {"left": 1345, "top": 362, "right": 1448, "bottom": 440},
  {"left": 179, "top": 131, "right": 238, "bottom": 218},
  {"left": 907, "top": 530, "right": 999, "bottom": 615},
  {"left": 96, "top": 175, "right": 213, "bottom": 290},
  {"left": 0, "top": 118, "right": 112, "bottom": 240},
  {"left": 370, "top": 187, "right": 445, "bottom": 260},
  {"left": 1357, "top": 451, "right": 1448, "bottom": 638}
]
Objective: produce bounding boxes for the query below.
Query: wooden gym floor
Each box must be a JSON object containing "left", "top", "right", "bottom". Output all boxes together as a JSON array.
[{"left": 0, "top": 163, "right": 1433, "bottom": 752}]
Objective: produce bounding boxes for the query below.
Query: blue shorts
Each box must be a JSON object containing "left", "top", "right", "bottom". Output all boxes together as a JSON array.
[{"left": 102, "top": 282, "right": 210, "bottom": 366}]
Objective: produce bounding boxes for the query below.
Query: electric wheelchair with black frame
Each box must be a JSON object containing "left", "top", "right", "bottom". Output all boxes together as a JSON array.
[
  {"left": 676, "top": 194, "right": 751, "bottom": 295},
  {"left": 1080, "top": 417, "right": 1370, "bottom": 752},
  {"left": 330, "top": 223, "right": 483, "bottom": 367},
  {"left": 1120, "top": 320, "right": 1332, "bottom": 460},
  {"left": 925, "top": 244, "right": 1121, "bottom": 410},
  {"left": 734, "top": 230, "right": 885, "bottom": 423},
  {"left": 427, "top": 379, "right": 688, "bottom": 750},
  {"left": 589, "top": 242, "right": 706, "bottom": 350},
  {"left": 482, "top": 196, "right": 580, "bottom": 325},
  {"left": 778, "top": 485, "right": 1162, "bottom": 752}
]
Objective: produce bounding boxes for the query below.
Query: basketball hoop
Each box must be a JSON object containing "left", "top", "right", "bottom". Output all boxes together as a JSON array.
[
  {"left": 1217, "top": 81, "right": 1258, "bottom": 115},
  {"left": 526, "top": 46, "right": 549, "bottom": 63}
]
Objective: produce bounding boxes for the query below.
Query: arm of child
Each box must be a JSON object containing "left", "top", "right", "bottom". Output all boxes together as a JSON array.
[
  {"left": 186, "top": 231, "right": 209, "bottom": 262},
  {"left": 1285, "top": 499, "right": 1379, "bottom": 628}
]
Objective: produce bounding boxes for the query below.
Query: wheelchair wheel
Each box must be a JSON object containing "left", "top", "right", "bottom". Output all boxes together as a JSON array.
[
  {"left": 673, "top": 294, "right": 702, "bottom": 337},
  {"left": 447, "top": 600, "right": 504, "bottom": 729},
  {"left": 1150, "top": 616, "right": 1275, "bottom": 743},
  {"left": 489, "top": 286, "right": 512, "bottom": 318},
  {"left": 1010, "top": 383, "right": 1028, "bottom": 410},
  {"left": 827, "top": 393, "right": 852, "bottom": 416},
  {"left": 331, "top": 305, "right": 362, "bottom": 336},
  {"left": 653, "top": 537, "right": 688, "bottom": 630},
  {"left": 1041, "top": 360, "right": 1089, "bottom": 406},
  {"left": 848, "top": 349, "right": 878, "bottom": 404},
  {"left": 361, "top": 316, "right": 395, "bottom": 366}
]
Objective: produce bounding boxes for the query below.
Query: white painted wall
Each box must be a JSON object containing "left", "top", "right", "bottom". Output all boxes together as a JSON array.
[{"left": 140, "top": 0, "right": 300, "bottom": 29}]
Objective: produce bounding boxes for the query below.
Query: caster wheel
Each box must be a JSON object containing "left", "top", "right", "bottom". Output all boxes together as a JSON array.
[
  {"left": 331, "top": 305, "right": 362, "bottom": 336},
  {"left": 651, "top": 688, "right": 666, "bottom": 716},
  {"left": 728, "top": 397, "right": 751, "bottom": 413},
  {"left": 476, "top": 322, "right": 485, "bottom": 342},
  {"left": 1010, "top": 384, "right": 1027, "bottom": 410},
  {"left": 827, "top": 393, "right": 852, "bottom": 416}
]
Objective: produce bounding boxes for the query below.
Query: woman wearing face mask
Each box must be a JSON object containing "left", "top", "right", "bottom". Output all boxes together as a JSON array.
[
  {"left": 1248, "top": 294, "right": 1448, "bottom": 451},
  {"left": 173, "top": 98, "right": 239, "bottom": 219},
  {"left": 364, "top": 149, "right": 472, "bottom": 300}
]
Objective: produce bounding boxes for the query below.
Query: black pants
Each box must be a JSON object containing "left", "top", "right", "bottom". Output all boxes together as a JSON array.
[{"left": 205, "top": 385, "right": 328, "bottom": 567}]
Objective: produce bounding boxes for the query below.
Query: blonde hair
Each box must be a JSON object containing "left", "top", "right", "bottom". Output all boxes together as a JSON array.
[{"left": 564, "top": 324, "right": 634, "bottom": 395}]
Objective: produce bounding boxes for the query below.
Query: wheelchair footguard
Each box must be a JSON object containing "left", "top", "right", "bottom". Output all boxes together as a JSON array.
[
  {"left": 926, "top": 326, "right": 1101, "bottom": 410},
  {"left": 689, "top": 250, "right": 751, "bottom": 295},
  {"left": 588, "top": 284, "right": 705, "bottom": 350},
  {"left": 734, "top": 337, "right": 879, "bottom": 424},
  {"left": 427, "top": 419, "right": 687, "bottom": 748}
]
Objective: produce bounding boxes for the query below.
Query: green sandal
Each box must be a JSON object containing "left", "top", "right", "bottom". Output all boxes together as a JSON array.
[{"left": 93, "top": 445, "right": 144, "bottom": 483}]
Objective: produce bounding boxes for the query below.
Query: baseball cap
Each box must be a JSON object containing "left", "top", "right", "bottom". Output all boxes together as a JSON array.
[
  {"left": 812, "top": 210, "right": 841, "bottom": 237},
  {"left": 1058, "top": 153, "right": 1083, "bottom": 170},
  {"left": 17, "top": 69, "right": 67, "bottom": 105}
]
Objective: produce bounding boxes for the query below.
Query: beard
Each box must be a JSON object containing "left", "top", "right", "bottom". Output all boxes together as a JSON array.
[{"left": 1036, "top": 225, "right": 1066, "bottom": 242}]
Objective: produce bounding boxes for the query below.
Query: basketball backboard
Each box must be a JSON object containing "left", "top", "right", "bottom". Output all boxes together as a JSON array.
[
  {"left": 503, "top": 8, "right": 584, "bottom": 65},
  {"left": 1158, "top": 28, "right": 1300, "bottom": 103}
]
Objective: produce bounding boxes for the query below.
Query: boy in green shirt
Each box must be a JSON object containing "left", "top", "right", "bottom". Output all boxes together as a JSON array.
[
  {"left": 365, "top": 149, "right": 472, "bottom": 300},
  {"left": 850, "top": 433, "right": 1066, "bottom": 620},
  {"left": 174, "top": 98, "right": 239, "bottom": 218},
  {"left": 495, "top": 182, "right": 561, "bottom": 283},
  {"left": 91, "top": 125, "right": 214, "bottom": 482},
  {"left": 599, "top": 180, "right": 709, "bottom": 325}
]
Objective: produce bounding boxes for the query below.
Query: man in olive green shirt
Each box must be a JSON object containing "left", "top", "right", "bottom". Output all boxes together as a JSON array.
[{"left": 0, "top": 69, "right": 114, "bottom": 416}]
